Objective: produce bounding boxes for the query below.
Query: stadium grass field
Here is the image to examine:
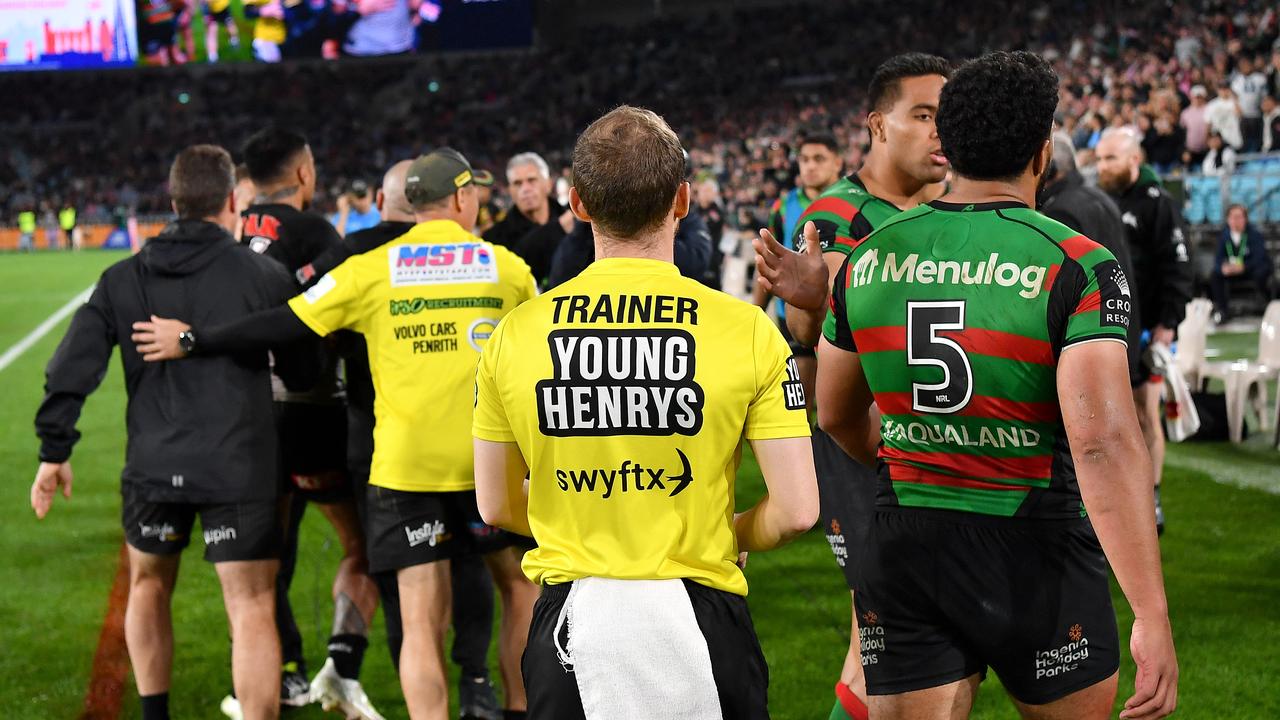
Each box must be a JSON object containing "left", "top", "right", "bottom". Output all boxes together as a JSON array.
[{"left": 3, "top": 250, "right": 1278, "bottom": 719}]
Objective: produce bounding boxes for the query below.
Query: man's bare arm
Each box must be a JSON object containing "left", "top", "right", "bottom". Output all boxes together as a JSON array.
[
  {"left": 473, "top": 439, "right": 532, "bottom": 537},
  {"left": 815, "top": 338, "right": 879, "bottom": 466},
  {"left": 1059, "top": 340, "right": 1177, "bottom": 720},
  {"left": 735, "top": 436, "right": 819, "bottom": 552}
]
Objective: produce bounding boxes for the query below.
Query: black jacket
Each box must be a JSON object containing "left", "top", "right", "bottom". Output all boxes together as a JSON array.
[
  {"left": 1107, "top": 167, "right": 1193, "bottom": 330},
  {"left": 35, "top": 221, "right": 314, "bottom": 504},
  {"left": 483, "top": 197, "right": 568, "bottom": 288},
  {"left": 546, "top": 208, "right": 713, "bottom": 289},
  {"left": 1040, "top": 170, "right": 1143, "bottom": 380}
]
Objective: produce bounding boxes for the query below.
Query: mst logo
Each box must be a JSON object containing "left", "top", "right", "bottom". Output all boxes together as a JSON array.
[
  {"left": 556, "top": 449, "right": 694, "bottom": 499},
  {"left": 390, "top": 242, "right": 498, "bottom": 287}
]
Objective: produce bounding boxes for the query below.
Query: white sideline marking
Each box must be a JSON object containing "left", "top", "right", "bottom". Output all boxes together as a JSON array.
[
  {"left": 1168, "top": 455, "right": 1280, "bottom": 496},
  {"left": 0, "top": 285, "right": 95, "bottom": 374}
]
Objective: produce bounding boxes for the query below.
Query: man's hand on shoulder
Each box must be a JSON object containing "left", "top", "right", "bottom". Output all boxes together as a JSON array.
[
  {"left": 131, "top": 316, "right": 192, "bottom": 361},
  {"left": 31, "top": 461, "right": 73, "bottom": 519},
  {"left": 752, "top": 221, "right": 828, "bottom": 312}
]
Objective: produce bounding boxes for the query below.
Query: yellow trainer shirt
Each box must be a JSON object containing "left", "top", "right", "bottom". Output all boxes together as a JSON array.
[
  {"left": 473, "top": 257, "right": 810, "bottom": 595},
  {"left": 290, "top": 219, "right": 536, "bottom": 493}
]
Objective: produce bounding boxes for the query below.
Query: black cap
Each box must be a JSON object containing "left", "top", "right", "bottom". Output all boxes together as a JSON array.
[
  {"left": 350, "top": 179, "right": 370, "bottom": 196},
  {"left": 472, "top": 168, "right": 495, "bottom": 187},
  {"left": 405, "top": 148, "right": 475, "bottom": 206}
]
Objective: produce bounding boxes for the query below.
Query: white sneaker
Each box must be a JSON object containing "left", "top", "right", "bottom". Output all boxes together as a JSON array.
[
  {"left": 309, "top": 657, "right": 387, "bottom": 720},
  {"left": 219, "top": 695, "right": 243, "bottom": 720}
]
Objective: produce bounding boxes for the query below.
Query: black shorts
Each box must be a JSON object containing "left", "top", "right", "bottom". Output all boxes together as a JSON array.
[
  {"left": 276, "top": 402, "right": 350, "bottom": 503},
  {"left": 855, "top": 509, "right": 1120, "bottom": 705},
  {"left": 206, "top": 5, "right": 231, "bottom": 22},
  {"left": 364, "top": 487, "right": 519, "bottom": 574},
  {"left": 777, "top": 316, "right": 815, "bottom": 358},
  {"left": 814, "top": 428, "right": 878, "bottom": 590},
  {"left": 524, "top": 579, "right": 768, "bottom": 720},
  {"left": 122, "top": 484, "right": 279, "bottom": 563},
  {"left": 140, "top": 21, "right": 176, "bottom": 55},
  {"left": 1131, "top": 330, "right": 1165, "bottom": 388}
]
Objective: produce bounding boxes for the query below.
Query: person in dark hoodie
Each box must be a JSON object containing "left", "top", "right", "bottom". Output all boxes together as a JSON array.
[
  {"left": 1039, "top": 132, "right": 1143, "bottom": 385},
  {"left": 30, "top": 144, "right": 316, "bottom": 720},
  {"left": 1094, "top": 127, "right": 1193, "bottom": 534}
]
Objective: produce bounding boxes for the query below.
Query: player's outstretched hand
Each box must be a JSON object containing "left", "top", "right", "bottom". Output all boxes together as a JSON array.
[
  {"left": 31, "top": 461, "right": 73, "bottom": 519},
  {"left": 752, "top": 221, "right": 827, "bottom": 311},
  {"left": 1120, "top": 615, "right": 1178, "bottom": 719},
  {"left": 131, "top": 316, "right": 191, "bottom": 362}
]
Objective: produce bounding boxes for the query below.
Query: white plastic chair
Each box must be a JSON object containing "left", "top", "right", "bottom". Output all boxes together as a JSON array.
[
  {"left": 1200, "top": 300, "right": 1280, "bottom": 443},
  {"left": 1174, "top": 298, "right": 1213, "bottom": 389}
]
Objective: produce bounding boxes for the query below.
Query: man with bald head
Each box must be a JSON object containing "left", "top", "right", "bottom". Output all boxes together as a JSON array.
[
  {"left": 133, "top": 148, "right": 541, "bottom": 720},
  {"left": 1095, "top": 127, "right": 1192, "bottom": 534}
]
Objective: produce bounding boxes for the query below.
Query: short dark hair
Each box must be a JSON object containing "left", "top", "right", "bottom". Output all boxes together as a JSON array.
[
  {"left": 169, "top": 144, "right": 235, "bottom": 219},
  {"left": 798, "top": 131, "right": 840, "bottom": 156},
  {"left": 1227, "top": 203, "right": 1248, "bottom": 219},
  {"left": 936, "top": 51, "right": 1058, "bottom": 181},
  {"left": 868, "top": 53, "right": 951, "bottom": 113},
  {"left": 241, "top": 126, "right": 309, "bottom": 186},
  {"left": 572, "top": 105, "right": 685, "bottom": 239}
]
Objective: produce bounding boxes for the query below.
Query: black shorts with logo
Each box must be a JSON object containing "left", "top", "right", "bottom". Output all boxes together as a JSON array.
[
  {"left": 524, "top": 579, "right": 768, "bottom": 720},
  {"left": 814, "top": 428, "right": 878, "bottom": 590},
  {"left": 855, "top": 509, "right": 1119, "bottom": 705},
  {"left": 122, "top": 484, "right": 279, "bottom": 563},
  {"left": 364, "top": 487, "right": 522, "bottom": 574},
  {"left": 276, "top": 402, "right": 350, "bottom": 503}
]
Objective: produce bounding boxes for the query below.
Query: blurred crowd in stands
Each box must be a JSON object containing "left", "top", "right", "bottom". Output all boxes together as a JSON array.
[{"left": 3, "top": 0, "right": 1280, "bottom": 231}]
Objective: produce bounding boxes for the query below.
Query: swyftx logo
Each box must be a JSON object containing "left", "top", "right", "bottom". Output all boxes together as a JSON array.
[{"left": 556, "top": 449, "right": 694, "bottom": 499}]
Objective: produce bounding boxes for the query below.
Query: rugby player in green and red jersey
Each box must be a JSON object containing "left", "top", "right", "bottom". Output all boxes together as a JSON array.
[
  {"left": 753, "top": 131, "right": 842, "bottom": 406},
  {"left": 817, "top": 51, "right": 1177, "bottom": 720},
  {"left": 752, "top": 53, "right": 950, "bottom": 720}
]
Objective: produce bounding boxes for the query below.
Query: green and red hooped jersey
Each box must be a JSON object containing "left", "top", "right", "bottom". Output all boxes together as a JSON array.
[
  {"left": 823, "top": 199, "right": 1132, "bottom": 519},
  {"left": 792, "top": 174, "right": 903, "bottom": 257}
]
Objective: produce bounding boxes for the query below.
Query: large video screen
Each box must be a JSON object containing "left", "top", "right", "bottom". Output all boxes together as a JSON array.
[
  {"left": 0, "top": 0, "right": 139, "bottom": 71},
  {"left": 135, "top": 0, "right": 531, "bottom": 66}
]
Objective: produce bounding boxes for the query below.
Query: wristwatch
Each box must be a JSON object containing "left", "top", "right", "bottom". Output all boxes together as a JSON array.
[{"left": 178, "top": 330, "right": 197, "bottom": 356}]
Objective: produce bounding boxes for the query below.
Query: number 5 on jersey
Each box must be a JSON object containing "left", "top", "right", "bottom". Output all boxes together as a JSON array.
[{"left": 906, "top": 300, "right": 973, "bottom": 414}]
